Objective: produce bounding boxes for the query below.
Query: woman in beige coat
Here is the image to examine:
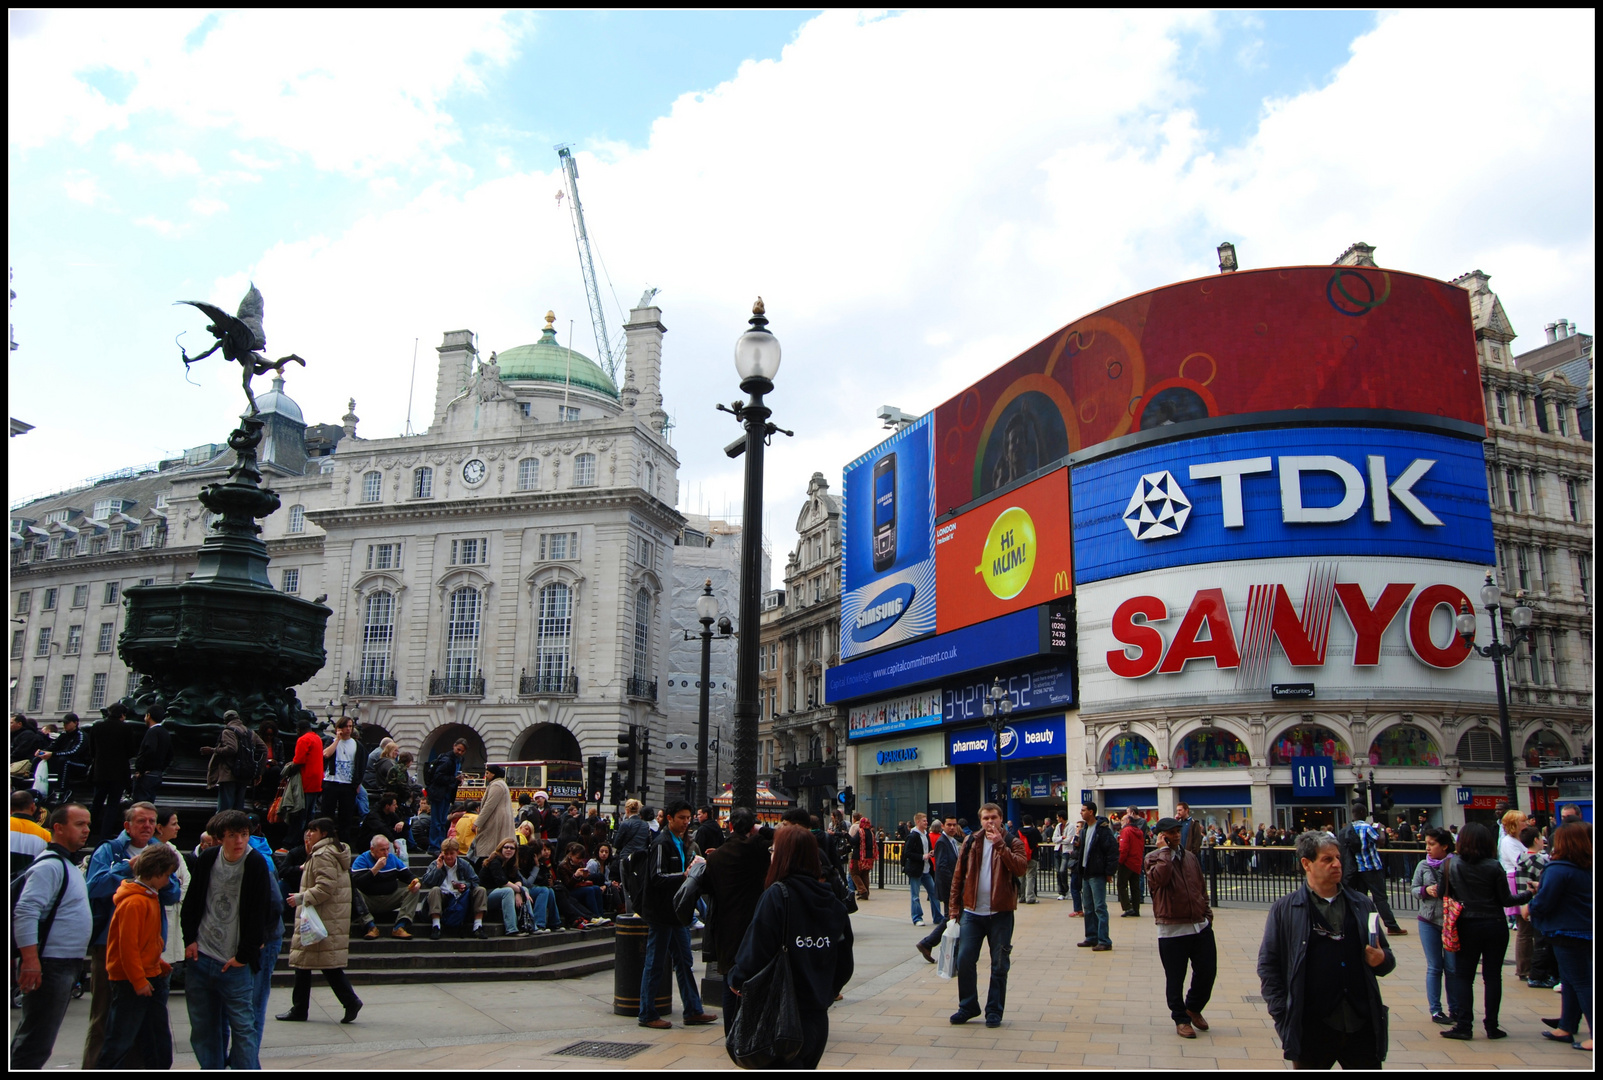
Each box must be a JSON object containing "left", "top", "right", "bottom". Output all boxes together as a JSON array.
[
  {"left": 277, "top": 817, "right": 363, "bottom": 1024},
  {"left": 469, "top": 764, "right": 514, "bottom": 863}
]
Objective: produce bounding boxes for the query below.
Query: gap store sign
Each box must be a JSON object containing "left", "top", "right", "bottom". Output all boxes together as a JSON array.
[
  {"left": 949, "top": 714, "right": 1067, "bottom": 765},
  {"left": 1071, "top": 425, "right": 1494, "bottom": 585}
]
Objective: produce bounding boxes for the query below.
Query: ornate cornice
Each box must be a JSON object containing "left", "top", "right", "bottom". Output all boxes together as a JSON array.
[{"left": 306, "top": 488, "right": 685, "bottom": 534}]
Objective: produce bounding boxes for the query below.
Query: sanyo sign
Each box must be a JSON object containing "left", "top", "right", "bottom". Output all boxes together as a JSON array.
[{"left": 1076, "top": 558, "right": 1498, "bottom": 712}]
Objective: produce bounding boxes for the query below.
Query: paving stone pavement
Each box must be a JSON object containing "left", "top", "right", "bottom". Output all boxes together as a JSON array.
[{"left": 12, "top": 896, "right": 1591, "bottom": 1070}]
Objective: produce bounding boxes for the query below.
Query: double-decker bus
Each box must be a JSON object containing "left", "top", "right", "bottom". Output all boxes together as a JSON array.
[{"left": 453, "top": 760, "right": 586, "bottom": 806}]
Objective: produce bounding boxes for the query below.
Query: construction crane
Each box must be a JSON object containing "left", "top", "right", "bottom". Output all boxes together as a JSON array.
[{"left": 555, "top": 145, "right": 620, "bottom": 383}]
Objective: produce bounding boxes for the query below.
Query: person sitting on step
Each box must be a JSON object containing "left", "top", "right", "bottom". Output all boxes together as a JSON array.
[
  {"left": 419, "top": 839, "right": 488, "bottom": 939},
  {"left": 350, "top": 835, "right": 422, "bottom": 939}
]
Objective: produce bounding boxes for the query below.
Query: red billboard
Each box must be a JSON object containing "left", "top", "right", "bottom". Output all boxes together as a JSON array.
[
  {"left": 935, "top": 467, "right": 1072, "bottom": 634},
  {"left": 932, "top": 266, "right": 1486, "bottom": 514}
]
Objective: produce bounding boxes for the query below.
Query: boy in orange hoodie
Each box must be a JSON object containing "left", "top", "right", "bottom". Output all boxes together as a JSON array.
[{"left": 102, "top": 843, "right": 180, "bottom": 1069}]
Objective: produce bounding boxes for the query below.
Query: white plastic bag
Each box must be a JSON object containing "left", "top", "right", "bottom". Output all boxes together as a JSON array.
[
  {"left": 33, "top": 758, "right": 51, "bottom": 796},
  {"left": 935, "top": 920, "right": 960, "bottom": 979},
  {"left": 296, "top": 902, "right": 328, "bottom": 946}
]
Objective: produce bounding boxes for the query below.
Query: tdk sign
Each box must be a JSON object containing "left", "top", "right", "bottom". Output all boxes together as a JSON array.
[
  {"left": 1073, "top": 426, "right": 1494, "bottom": 585},
  {"left": 852, "top": 582, "right": 917, "bottom": 643}
]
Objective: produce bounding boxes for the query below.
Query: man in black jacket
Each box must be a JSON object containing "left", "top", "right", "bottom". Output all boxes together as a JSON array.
[
  {"left": 1077, "top": 801, "right": 1119, "bottom": 951},
  {"left": 903, "top": 812, "right": 942, "bottom": 926},
  {"left": 130, "top": 704, "right": 172, "bottom": 805},
  {"left": 637, "top": 800, "right": 717, "bottom": 1030},
  {"left": 40, "top": 713, "right": 90, "bottom": 804},
  {"left": 701, "top": 806, "right": 771, "bottom": 1029},
  {"left": 693, "top": 806, "right": 724, "bottom": 854},
  {"left": 88, "top": 704, "right": 142, "bottom": 840},
  {"left": 181, "top": 809, "right": 274, "bottom": 1070},
  {"left": 915, "top": 818, "right": 963, "bottom": 962},
  {"left": 423, "top": 739, "right": 466, "bottom": 853},
  {"left": 1257, "top": 830, "right": 1396, "bottom": 1068}
]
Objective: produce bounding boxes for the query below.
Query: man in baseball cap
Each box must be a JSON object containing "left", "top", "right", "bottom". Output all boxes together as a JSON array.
[{"left": 1144, "top": 816, "right": 1216, "bottom": 1038}]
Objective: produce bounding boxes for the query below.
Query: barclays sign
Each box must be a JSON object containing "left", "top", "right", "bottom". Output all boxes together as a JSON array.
[{"left": 876, "top": 746, "right": 919, "bottom": 767}]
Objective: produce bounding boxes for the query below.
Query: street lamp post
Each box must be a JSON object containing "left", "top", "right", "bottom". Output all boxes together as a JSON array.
[
  {"left": 684, "top": 579, "right": 733, "bottom": 809},
  {"left": 982, "top": 676, "right": 1013, "bottom": 813},
  {"left": 720, "top": 299, "right": 791, "bottom": 813},
  {"left": 1457, "top": 572, "right": 1534, "bottom": 813}
]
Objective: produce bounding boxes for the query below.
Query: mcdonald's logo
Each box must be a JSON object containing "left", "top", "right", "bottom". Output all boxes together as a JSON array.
[{"left": 1053, "top": 570, "right": 1071, "bottom": 593}]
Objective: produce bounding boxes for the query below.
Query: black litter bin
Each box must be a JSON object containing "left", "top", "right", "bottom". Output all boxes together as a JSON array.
[{"left": 613, "top": 914, "right": 672, "bottom": 1016}]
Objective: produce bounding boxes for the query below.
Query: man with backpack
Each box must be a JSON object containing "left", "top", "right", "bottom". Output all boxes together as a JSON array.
[
  {"left": 201, "top": 710, "right": 268, "bottom": 812},
  {"left": 634, "top": 800, "right": 718, "bottom": 1030},
  {"left": 11, "top": 802, "right": 93, "bottom": 1068},
  {"left": 424, "top": 740, "right": 467, "bottom": 854}
]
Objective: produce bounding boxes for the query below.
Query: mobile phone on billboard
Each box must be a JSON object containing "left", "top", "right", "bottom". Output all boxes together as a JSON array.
[{"left": 873, "top": 453, "right": 897, "bottom": 572}]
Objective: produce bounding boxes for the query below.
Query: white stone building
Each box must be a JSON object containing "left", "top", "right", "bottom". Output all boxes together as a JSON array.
[{"left": 10, "top": 296, "right": 684, "bottom": 795}]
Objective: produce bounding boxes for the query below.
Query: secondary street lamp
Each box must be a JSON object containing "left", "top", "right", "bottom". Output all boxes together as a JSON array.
[
  {"left": 1456, "top": 572, "right": 1535, "bottom": 813},
  {"left": 982, "top": 676, "right": 1013, "bottom": 811},
  {"left": 683, "top": 578, "right": 733, "bottom": 808},
  {"left": 720, "top": 299, "right": 792, "bottom": 813}
]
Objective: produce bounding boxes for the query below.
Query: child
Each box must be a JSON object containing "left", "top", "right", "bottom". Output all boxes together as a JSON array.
[{"left": 101, "top": 843, "right": 180, "bottom": 1069}]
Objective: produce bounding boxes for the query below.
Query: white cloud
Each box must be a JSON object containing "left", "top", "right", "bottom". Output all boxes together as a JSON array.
[
  {"left": 113, "top": 142, "right": 201, "bottom": 176},
  {"left": 8, "top": 10, "right": 1593, "bottom": 548},
  {"left": 188, "top": 196, "right": 228, "bottom": 216},
  {"left": 131, "top": 214, "right": 178, "bottom": 235},
  {"left": 62, "top": 170, "right": 105, "bottom": 205}
]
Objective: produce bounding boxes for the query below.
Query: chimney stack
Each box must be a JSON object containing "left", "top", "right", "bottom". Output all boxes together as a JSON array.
[{"left": 1546, "top": 323, "right": 1559, "bottom": 344}]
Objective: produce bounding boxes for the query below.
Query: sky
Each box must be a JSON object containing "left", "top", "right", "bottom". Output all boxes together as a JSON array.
[{"left": 8, "top": 9, "right": 1596, "bottom": 554}]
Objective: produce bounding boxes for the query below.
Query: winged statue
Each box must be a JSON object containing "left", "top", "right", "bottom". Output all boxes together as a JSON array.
[{"left": 176, "top": 283, "right": 305, "bottom": 414}]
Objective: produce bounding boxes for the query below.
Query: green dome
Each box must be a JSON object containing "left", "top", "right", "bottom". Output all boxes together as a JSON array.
[{"left": 496, "top": 318, "right": 618, "bottom": 400}]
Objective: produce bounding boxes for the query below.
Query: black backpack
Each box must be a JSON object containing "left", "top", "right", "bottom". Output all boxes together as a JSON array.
[
  {"left": 623, "top": 846, "right": 654, "bottom": 915},
  {"left": 10, "top": 852, "right": 69, "bottom": 960},
  {"left": 232, "top": 728, "right": 264, "bottom": 784}
]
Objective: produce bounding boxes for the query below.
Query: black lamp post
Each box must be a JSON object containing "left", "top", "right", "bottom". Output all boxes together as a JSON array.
[
  {"left": 683, "top": 579, "right": 733, "bottom": 809},
  {"left": 1457, "top": 572, "right": 1535, "bottom": 814},
  {"left": 720, "top": 299, "right": 791, "bottom": 813},
  {"left": 982, "top": 676, "right": 1012, "bottom": 811}
]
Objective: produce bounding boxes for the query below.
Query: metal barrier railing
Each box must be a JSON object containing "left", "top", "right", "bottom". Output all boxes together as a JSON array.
[{"left": 859, "top": 839, "right": 1426, "bottom": 911}]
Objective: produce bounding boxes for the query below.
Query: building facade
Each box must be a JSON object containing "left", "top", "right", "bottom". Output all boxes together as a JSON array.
[
  {"left": 11, "top": 297, "right": 685, "bottom": 798},
  {"left": 757, "top": 472, "right": 847, "bottom": 816}
]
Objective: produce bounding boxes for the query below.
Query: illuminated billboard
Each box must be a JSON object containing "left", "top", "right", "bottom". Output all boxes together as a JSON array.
[
  {"left": 1071, "top": 425, "right": 1495, "bottom": 584},
  {"left": 935, "top": 467, "right": 1073, "bottom": 633},
  {"left": 840, "top": 414, "right": 936, "bottom": 660},
  {"left": 932, "top": 266, "right": 1486, "bottom": 514},
  {"left": 1076, "top": 556, "right": 1496, "bottom": 715}
]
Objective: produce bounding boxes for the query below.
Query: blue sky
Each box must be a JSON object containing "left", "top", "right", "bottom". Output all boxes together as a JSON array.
[{"left": 8, "top": 10, "right": 1595, "bottom": 542}]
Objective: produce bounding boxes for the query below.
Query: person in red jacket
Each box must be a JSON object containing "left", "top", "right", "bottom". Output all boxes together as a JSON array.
[
  {"left": 101, "top": 843, "right": 180, "bottom": 1068},
  {"left": 1117, "top": 811, "right": 1147, "bottom": 917},
  {"left": 284, "top": 715, "right": 326, "bottom": 837}
]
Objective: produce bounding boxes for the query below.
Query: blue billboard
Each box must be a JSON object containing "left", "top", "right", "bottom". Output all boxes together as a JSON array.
[
  {"left": 1071, "top": 426, "right": 1495, "bottom": 585},
  {"left": 949, "top": 714, "right": 1067, "bottom": 765},
  {"left": 840, "top": 414, "right": 936, "bottom": 660},
  {"left": 847, "top": 659, "right": 1076, "bottom": 741},
  {"left": 827, "top": 604, "right": 1046, "bottom": 704}
]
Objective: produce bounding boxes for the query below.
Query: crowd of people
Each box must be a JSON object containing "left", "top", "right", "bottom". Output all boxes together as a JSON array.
[{"left": 10, "top": 706, "right": 1593, "bottom": 1068}]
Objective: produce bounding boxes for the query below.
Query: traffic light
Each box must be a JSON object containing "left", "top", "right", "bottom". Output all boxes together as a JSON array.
[
  {"left": 587, "top": 755, "right": 607, "bottom": 802},
  {"left": 617, "top": 729, "right": 637, "bottom": 792},
  {"left": 1354, "top": 779, "right": 1369, "bottom": 803},
  {"left": 610, "top": 772, "right": 624, "bottom": 805},
  {"left": 843, "top": 786, "right": 856, "bottom": 813},
  {"left": 1377, "top": 786, "right": 1395, "bottom": 814}
]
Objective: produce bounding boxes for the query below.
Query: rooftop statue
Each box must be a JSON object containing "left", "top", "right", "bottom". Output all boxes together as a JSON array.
[{"left": 176, "top": 283, "right": 306, "bottom": 414}]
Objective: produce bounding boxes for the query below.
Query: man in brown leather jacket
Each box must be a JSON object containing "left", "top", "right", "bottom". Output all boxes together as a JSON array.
[
  {"left": 946, "top": 802, "right": 1029, "bottom": 1029},
  {"left": 1144, "top": 816, "right": 1216, "bottom": 1039}
]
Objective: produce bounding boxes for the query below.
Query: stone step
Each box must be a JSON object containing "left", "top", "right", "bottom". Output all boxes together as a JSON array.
[{"left": 267, "top": 956, "right": 616, "bottom": 986}]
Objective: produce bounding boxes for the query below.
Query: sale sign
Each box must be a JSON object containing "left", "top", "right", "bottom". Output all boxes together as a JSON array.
[{"left": 935, "top": 468, "right": 1072, "bottom": 634}]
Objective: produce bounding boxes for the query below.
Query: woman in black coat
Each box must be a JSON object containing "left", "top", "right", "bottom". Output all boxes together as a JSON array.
[
  {"left": 1442, "top": 822, "right": 1534, "bottom": 1040},
  {"left": 729, "top": 825, "right": 854, "bottom": 1070}
]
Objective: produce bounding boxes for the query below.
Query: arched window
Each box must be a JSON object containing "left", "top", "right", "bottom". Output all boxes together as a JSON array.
[
  {"left": 288, "top": 504, "right": 305, "bottom": 534},
  {"left": 1173, "top": 730, "right": 1250, "bottom": 769},
  {"left": 1523, "top": 730, "right": 1572, "bottom": 768},
  {"left": 361, "top": 591, "right": 395, "bottom": 688},
  {"left": 1366, "top": 725, "right": 1441, "bottom": 767},
  {"left": 413, "top": 467, "right": 433, "bottom": 499},
  {"left": 573, "top": 453, "right": 596, "bottom": 487},
  {"left": 1456, "top": 729, "right": 1504, "bottom": 767},
  {"left": 445, "top": 586, "right": 481, "bottom": 684},
  {"left": 1268, "top": 725, "right": 1351, "bottom": 766},
  {"left": 517, "top": 457, "right": 539, "bottom": 491},
  {"left": 536, "top": 583, "right": 572, "bottom": 681},
  {"left": 362, "top": 471, "right": 382, "bottom": 503},
  {"left": 632, "top": 588, "right": 652, "bottom": 680},
  {"left": 1101, "top": 733, "right": 1156, "bottom": 772}
]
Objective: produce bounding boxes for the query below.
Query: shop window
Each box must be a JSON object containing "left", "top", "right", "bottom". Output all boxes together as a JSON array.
[
  {"left": 1268, "top": 725, "right": 1351, "bottom": 766},
  {"left": 1522, "top": 730, "right": 1571, "bottom": 768},
  {"left": 1173, "top": 729, "right": 1250, "bottom": 769},
  {"left": 1100, "top": 733, "right": 1156, "bottom": 772},
  {"left": 1366, "top": 724, "right": 1441, "bottom": 767}
]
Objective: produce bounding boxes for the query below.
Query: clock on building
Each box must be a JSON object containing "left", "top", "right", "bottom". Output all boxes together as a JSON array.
[{"left": 462, "top": 458, "right": 487, "bottom": 486}]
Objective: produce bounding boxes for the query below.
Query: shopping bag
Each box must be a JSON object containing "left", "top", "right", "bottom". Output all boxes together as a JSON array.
[
  {"left": 33, "top": 758, "right": 51, "bottom": 795},
  {"left": 936, "top": 920, "right": 960, "bottom": 979},
  {"left": 1440, "top": 857, "right": 1462, "bottom": 953},
  {"left": 296, "top": 901, "right": 328, "bottom": 946}
]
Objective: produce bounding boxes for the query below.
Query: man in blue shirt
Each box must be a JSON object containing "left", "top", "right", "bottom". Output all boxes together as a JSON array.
[
  {"left": 11, "top": 803, "right": 94, "bottom": 1068},
  {"left": 1340, "top": 805, "right": 1405, "bottom": 936}
]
